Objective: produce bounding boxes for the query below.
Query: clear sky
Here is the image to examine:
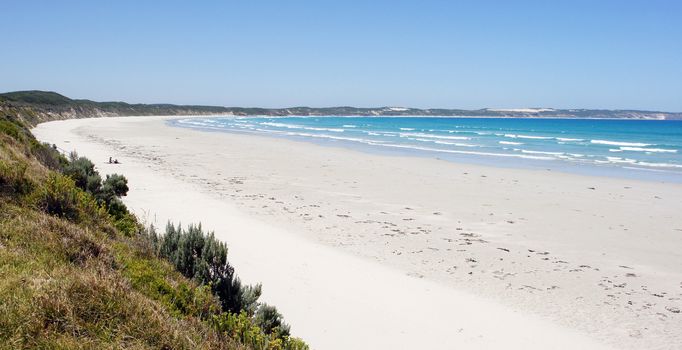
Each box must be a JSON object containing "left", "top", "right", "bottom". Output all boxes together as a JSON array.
[{"left": 2, "top": 1, "right": 681, "bottom": 111}]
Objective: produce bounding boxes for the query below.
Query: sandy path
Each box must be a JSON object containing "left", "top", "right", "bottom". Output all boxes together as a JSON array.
[{"left": 34, "top": 116, "right": 682, "bottom": 349}]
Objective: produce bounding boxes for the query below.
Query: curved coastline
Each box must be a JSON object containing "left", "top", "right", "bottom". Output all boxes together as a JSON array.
[
  {"left": 169, "top": 116, "right": 682, "bottom": 183},
  {"left": 34, "top": 116, "right": 682, "bottom": 349}
]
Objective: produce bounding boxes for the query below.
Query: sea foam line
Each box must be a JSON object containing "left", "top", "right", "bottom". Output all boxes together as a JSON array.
[
  {"left": 399, "top": 132, "right": 470, "bottom": 140},
  {"left": 252, "top": 126, "right": 555, "bottom": 160},
  {"left": 374, "top": 143, "right": 556, "bottom": 160},
  {"left": 618, "top": 147, "right": 677, "bottom": 153},
  {"left": 408, "top": 138, "right": 477, "bottom": 147},
  {"left": 260, "top": 122, "right": 344, "bottom": 133},
  {"left": 519, "top": 150, "right": 565, "bottom": 156},
  {"left": 556, "top": 137, "right": 584, "bottom": 142},
  {"left": 635, "top": 161, "right": 682, "bottom": 169},
  {"left": 504, "top": 134, "right": 553, "bottom": 140},
  {"left": 591, "top": 139, "right": 651, "bottom": 147}
]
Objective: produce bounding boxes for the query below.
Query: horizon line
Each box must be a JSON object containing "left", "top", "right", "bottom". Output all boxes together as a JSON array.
[{"left": 2, "top": 89, "right": 681, "bottom": 114}]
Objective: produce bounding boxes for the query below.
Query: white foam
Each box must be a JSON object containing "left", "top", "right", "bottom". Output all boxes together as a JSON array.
[
  {"left": 177, "top": 120, "right": 220, "bottom": 129},
  {"left": 520, "top": 150, "right": 565, "bottom": 156},
  {"left": 400, "top": 128, "right": 415, "bottom": 131},
  {"left": 282, "top": 132, "right": 375, "bottom": 144},
  {"left": 303, "top": 126, "right": 345, "bottom": 133},
  {"left": 504, "top": 134, "right": 553, "bottom": 140},
  {"left": 399, "top": 133, "right": 470, "bottom": 140},
  {"left": 635, "top": 161, "right": 682, "bottom": 169},
  {"left": 622, "top": 166, "right": 673, "bottom": 173},
  {"left": 619, "top": 147, "right": 677, "bottom": 153},
  {"left": 499, "top": 141, "right": 523, "bottom": 145},
  {"left": 259, "top": 122, "right": 344, "bottom": 133},
  {"left": 374, "top": 143, "right": 556, "bottom": 160},
  {"left": 343, "top": 125, "right": 357, "bottom": 128},
  {"left": 409, "top": 138, "right": 477, "bottom": 147},
  {"left": 261, "top": 122, "right": 302, "bottom": 129},
  {"left": 591, "top": 140, "right": 651, "bottom": 147},
  {"left": 434, "top": 141, "right": 477, "bottom": 147},
  {"left": 556, "top": 137, "right": 584, "bottom": 142},
  {"left": 606, "top": 157, "right": 637, "bottom": 164}
]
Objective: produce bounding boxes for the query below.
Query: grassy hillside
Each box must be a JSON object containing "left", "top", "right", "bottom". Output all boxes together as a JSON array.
[
  {"left": 0, "top": 91, "right": 231, "bottom": 126},
  {"left": 0, "top": 113, "right": 308, "bottom": 349}
]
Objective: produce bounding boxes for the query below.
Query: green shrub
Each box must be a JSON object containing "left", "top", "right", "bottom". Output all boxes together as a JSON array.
[
  {"left": 106, "top": 197, "right": 128, "bottom": 219},
  {"left": 62, "top": 152, "right": 99, "bottom": 192},
  {"left": 59, "top": 153, "right": 132, "bottom": 221},
  {"left": 0, "top": 118, "right": 21, "bottom": 140},
  {"left": 30, "top": 173, "right": 106, "bottom": 225},
  {"left": 211, "top": 311, "right": 306, "bottom": 350},
  {"left": 31, "top": 142, "right": 68, "bottom": 171},
  {"left": 30, "top": 174, "right": 81, "bottom": 221},
  {"left": 144, "top": 222, "right": 307, "bottom": 347},
  {"left": 212, "top": 311, "right": 269, "bottom": 349},
  {"left": 115, "top": 242, "right": 221, "bottom": 319},
  {"left": 153, "top": 223, "right": 261, "bottom": 315},
  {"left": 102, "top": 173, "right": 128, "bottom": 197},
  {"left": 255, "top": 304, "right": 291, "bottom": 338},
  {"left": 0, "top": 161, "right": 33, "bottom": 197},
  {"left": 114, "top": 212, "right": 140, "bottom": 237},
  {"left": 240, "top": 283, "right": 263, "bottom": 316},
  {"left": 285, "top": 337, "right": 309, "bottom": 350}
]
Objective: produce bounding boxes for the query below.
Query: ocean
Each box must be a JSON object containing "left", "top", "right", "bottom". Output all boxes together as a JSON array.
[{"left": 170, "top": 116, "right": 682, "bottom": 182}]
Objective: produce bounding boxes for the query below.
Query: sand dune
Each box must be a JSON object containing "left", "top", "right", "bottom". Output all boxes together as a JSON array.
[{"left": 34, "top": 116, "right": 682, "bottom": 349}]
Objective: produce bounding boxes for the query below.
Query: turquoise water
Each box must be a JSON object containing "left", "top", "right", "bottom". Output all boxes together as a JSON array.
[{"left": 170, "top": 116, "right": 682, "bottom": 182}]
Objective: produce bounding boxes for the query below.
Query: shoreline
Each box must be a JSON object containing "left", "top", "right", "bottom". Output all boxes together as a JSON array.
[
  {"left": 167, "top": 116, "right": 682, "bottom": 184},
  {"left": 34, "top": 116, "right": 682, "bottom": 349},
  {"left": 168, "top": 119, "right": 682, "bottom": 184}
]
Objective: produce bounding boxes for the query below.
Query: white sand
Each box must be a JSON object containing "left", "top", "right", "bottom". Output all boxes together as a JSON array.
[{"left": 34, "top": 116, "right": 682, "bottom": 349}]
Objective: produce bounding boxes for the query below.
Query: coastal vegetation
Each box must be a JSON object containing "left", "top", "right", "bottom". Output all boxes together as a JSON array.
[
  {"left": 2, "top": 90, "right": 680, "bottom": 123},
  {"left": 0, "top": 114, "right": 307, "bottom": 349}
]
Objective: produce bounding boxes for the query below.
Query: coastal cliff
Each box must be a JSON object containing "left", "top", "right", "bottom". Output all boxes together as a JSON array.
[
  {"left": 2, "top": 90, "right": 681, "bottom": 126},
  {"left": 0, "top": 91, "right": 230, "bottom": 126}
]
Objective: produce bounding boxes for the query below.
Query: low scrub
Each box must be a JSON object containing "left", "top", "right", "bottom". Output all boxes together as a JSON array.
[
  {"left": 29, "top": 173, "right": 107, "bottom": 226},
  {"left": 0, "top": 204, "right": 234, "bottom": 349},
  {"left": 144, "top": 223, "right": 307, "bottom": 349},
  {"left": 0, "top": 112, "right": 309, "bottom": 349},
  {"left": 0, "top": 161, "right": 33, "bottom": 197}
]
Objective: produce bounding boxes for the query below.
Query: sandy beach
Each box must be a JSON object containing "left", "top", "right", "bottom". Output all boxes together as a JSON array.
[{"left": 34, "top": 116, "right": 682, "bottom": 349}]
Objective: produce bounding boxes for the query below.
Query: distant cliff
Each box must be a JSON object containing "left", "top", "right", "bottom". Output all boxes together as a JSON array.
[
  {"left": 2, "top": 90, "right": 680, "bottom": 126},
  {"left": 0, "top": 91, "right": 230, "bottom": 126}
]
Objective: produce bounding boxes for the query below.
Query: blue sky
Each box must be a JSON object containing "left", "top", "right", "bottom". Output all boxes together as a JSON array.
[{"left": 2, "top": 1, "right": 681, "bottom": 111}]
